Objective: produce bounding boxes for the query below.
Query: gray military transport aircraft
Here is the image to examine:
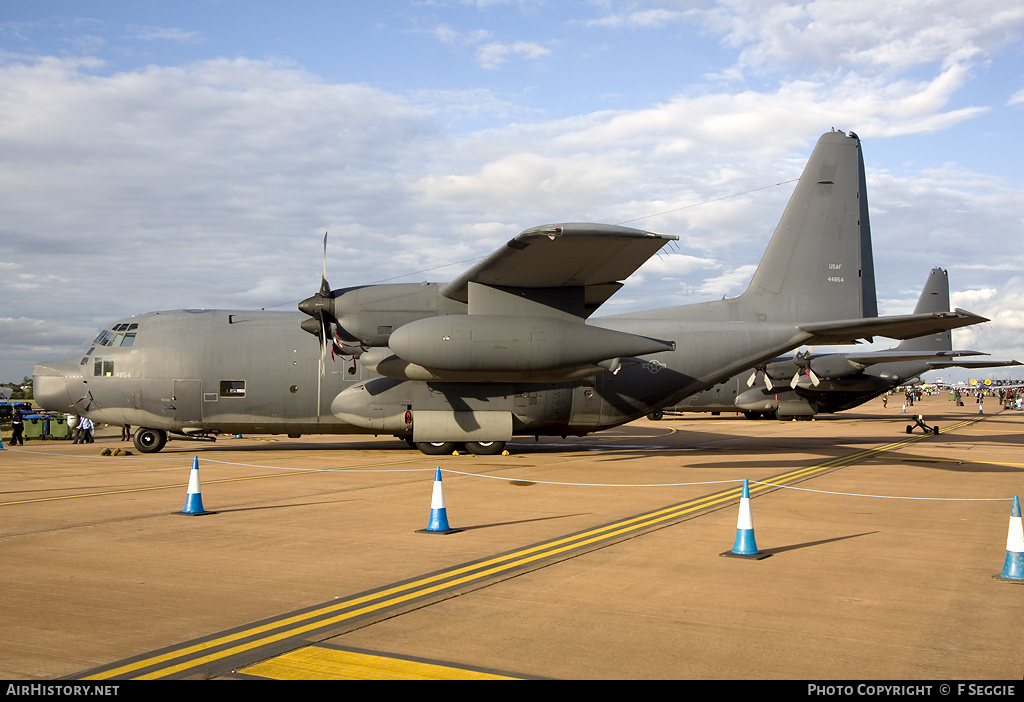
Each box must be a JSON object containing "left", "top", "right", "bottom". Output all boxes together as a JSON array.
[
  {"left": 655, "top": 267, "right": 1020, "bottom": 421},
  {"left": 33, "top": 131, "right": 988, "bottom": 454}
]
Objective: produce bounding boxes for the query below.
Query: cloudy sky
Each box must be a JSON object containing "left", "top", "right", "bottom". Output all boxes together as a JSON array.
[{"left": 2, "top": 0, "right": 1022, "bottom": 386}]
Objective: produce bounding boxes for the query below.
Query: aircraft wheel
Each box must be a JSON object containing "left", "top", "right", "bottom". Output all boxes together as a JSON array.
[
  {"left": 647, "top": 410, "right": 664, "bottom": 421},
  {"left": 415, "top": 441, "right": 457, "bottom": 456},
  {"left": 742, "top": 411, "right": 761, "bottom": 420},
  {"left": 906, "top": 425, "right": 913, "bottom": 434},
  {"left": 932, "top": 426, "right": 939, "bottom": 435},
  {"left": 134, "top": 427, "right": 167, "bottom": 453},
  {"left": 464, "top": 440, "right": 506, "bottom": 455}
]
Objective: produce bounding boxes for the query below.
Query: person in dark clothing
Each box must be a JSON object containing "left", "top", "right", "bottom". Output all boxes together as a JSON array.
[{"left": 10, "top": 410, "right": 25, "bottom": 446}]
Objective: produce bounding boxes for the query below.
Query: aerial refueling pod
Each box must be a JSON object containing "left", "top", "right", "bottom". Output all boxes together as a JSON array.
[{"left": 385, "top": 314, "right": 674, "bottom": 380}]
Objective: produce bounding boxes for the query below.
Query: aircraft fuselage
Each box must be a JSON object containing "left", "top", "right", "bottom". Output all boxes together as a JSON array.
[{"left": 33, "top": 307, "right": 813, "bottom": 450}]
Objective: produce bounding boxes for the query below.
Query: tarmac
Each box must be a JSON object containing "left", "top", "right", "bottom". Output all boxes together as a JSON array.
[{"left": 1, "top": 394, "right": 1022, "bottom": 680}]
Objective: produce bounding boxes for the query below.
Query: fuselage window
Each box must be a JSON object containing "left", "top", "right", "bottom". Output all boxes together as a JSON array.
[
  {"left": 220, "top": 380, "right": 246, "bottom": 397},
  {"left": 121, "top": 333, "right": 136, "bottom": 347},
  {"left": 93, "top": 359, "right": 114, "bottom": 377}
]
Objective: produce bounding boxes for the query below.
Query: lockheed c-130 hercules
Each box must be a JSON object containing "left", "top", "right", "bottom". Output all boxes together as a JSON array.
[
  {"left": 656, "top": 267, "right": 1020, "bottom": 421},
  {"left": 33, "top": 131, "right": 988, "bottom": 454}
]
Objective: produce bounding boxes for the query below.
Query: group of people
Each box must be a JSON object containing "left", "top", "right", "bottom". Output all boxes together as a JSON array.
[
  {"left": 4, "top": 412, "right": 110, "bottom": 445},
  {"left": 72, "top": 416, "right": 95, "bottom": 444},
  {"left": 997, "top": 387, "right": 1024, "bottom": 410}
]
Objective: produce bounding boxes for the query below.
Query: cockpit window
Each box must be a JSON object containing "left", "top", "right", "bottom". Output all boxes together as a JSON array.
[{"left": 92, "top": 326, "right": 140, "bottom": 346}]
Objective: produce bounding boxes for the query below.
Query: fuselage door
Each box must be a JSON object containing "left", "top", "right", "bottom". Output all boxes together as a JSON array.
[
  {"left": 172, "top": 379, "right": 203, "bottom": 424},
  {"left": 569, "top": 379, "right": 603, "bottom": 427}
]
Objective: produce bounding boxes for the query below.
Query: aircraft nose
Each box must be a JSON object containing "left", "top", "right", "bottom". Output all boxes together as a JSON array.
[{"left": 33, "top": 362, "right": 76, "bottom": 412}]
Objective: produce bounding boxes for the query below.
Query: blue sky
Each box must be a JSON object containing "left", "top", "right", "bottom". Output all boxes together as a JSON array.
[{"left": 2, "top": 0, "right": 1023, "bottom": 385}]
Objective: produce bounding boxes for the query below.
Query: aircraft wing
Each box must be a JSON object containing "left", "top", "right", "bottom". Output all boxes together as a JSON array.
[
  {"left": 839, "top": 349, "right": 989, "bottom": 365},
  {"left": 926, "top": 358, "right": 1022, "bottom": 369},
  {"left": 440, "top": 223, "right": 678, "bottom": 316},
  {"left": 798, "top": 308, "right": 988, "bottom": 345}
]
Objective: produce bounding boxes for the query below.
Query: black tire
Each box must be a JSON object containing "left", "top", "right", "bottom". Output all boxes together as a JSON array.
[
  {"left": 134, "top": 427, "right": 167, "bottom": 453},
  {"left": 464, "top": 440, "right": 506, "bottom": 455},
  {"left": 906, "top": 425, "right": 913, "bottom": 434},
  {"left": 646, "top": 411, "right": 664, "bottom": 421},
  {"left": 415, "top": 441, "right": 457, "bottom": 456}
]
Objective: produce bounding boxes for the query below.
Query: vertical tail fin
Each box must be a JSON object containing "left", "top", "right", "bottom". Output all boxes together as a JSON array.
[
  {"left": 896, "top": 268, "right": 952, "bottom": 352},
  {"left": 739, "top": 130, "right": 877, "bottom": 322}
]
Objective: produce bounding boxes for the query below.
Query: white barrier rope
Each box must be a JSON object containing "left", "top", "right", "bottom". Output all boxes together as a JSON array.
[{"left": 5, "top": 449, "right": 1015, "bottom": 503}]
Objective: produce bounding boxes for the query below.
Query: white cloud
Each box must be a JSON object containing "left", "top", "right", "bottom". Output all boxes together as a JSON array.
[
  {"left": 475, "top": 40, "right": 551, "bottom": 69},
  {"left": 951, "top": 281, "right": 1024, "bottom": 364},
  {"left": 695, "top": 0, "right": 1024, "bottom": 75},
  {"left": 2, "top": 3, "right": 1024, "bottom": 380},
  {"left": 130, "top": 26, "right": 201, "bottom": 43},
  {"left": 584, "top": 7, "right": 693, "bottom": 30}
]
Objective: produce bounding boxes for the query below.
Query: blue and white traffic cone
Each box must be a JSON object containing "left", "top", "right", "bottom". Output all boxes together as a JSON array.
[
  {"left": 721, "top": 479, "right": 769, "bottom": 559},
  {"left": 993, "top": 495, "right": 1024, "bottom": 583},
  {"left": 180, "top": 457, "right": 214, "bottom": 515},
  {"left": 417, "top": 467, "right": 460, "bottom": 534}
]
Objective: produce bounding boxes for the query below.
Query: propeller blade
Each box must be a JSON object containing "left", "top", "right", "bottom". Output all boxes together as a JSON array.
[
  {"left": 747, "top": 370, "right": 757, "bottom": 387},
  {"left": 808, "top": 369, "right": 820, "bottom": 386},
  {"left": 790, "top": 372, "right": 800, "bottom": 389},
  {"left": 763, "top": 374, "right": 773, "bottom": 391}
]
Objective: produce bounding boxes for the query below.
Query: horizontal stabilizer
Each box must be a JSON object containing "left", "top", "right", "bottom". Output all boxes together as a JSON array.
[{"left": 798, "top": 308, "right": 987, "bottom": 345}]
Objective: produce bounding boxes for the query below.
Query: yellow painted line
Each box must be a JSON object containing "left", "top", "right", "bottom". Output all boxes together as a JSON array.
[
  {"left": 82, "top": 417, "right": 985, "bottom": 680},
  {"left": 239, "top": 646, "right": 517, "bottom": 680},
  {"left": 87, "top": 486, "right": 754, "bottom": 679}
]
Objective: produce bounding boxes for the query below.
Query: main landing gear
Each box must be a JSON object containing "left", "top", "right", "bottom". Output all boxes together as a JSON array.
[
  {"left": 406, "top": 438, "right": 507, "bottom": 455},
  {"left": 133, "top": 427, "right": 168, "bottom": 453}
]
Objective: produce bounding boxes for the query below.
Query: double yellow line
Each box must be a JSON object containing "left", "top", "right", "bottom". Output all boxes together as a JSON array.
[{"left": 81, "top": 419, "right": 981, "bottom": 680}]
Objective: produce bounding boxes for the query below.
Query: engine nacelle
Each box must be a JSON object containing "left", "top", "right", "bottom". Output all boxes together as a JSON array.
[
  {"left": 332, "top": 283, "right": 466, "bottom": 346},
  {"left": 388, "top": 315, "right": 674, "bottom": 373}
]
